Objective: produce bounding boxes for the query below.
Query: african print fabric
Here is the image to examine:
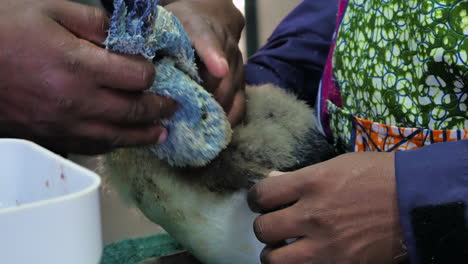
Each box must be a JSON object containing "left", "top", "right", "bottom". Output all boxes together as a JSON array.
[{"left": 319, "top": 0, "right": 468, "bottom": 152}]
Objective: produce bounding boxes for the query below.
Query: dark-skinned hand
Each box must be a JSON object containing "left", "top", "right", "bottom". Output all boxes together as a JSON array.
[
  {"left": 157, "top": 0, "right": 246, "bottom": 126},
  {"left": 248, "top": 152, "right": 408, "bottom": 264},
  {"left": 0, "top": 0, "right": 177, "bottom": 155}
]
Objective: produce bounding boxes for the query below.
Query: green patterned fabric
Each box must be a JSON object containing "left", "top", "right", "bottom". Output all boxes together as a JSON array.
[{"left": 330, "top": 0, "right": 467, "bottom": 147}]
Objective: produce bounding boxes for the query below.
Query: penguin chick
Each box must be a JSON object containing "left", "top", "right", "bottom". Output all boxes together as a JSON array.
[{"left": 101, "top": 84, "right": 337, "bottom": 264}]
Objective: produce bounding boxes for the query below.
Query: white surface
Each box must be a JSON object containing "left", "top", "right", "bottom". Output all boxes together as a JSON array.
[{"left": 0, "top": 139, "right": 102, "bottom": 264}]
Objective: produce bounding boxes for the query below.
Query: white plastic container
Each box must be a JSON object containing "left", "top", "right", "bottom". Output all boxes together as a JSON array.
[{"left": 0, "top": 139, "right": 102, "bottom": 264}]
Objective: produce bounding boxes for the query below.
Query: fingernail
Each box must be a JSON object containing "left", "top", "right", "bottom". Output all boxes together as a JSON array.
[
  {"left": 269, "top": 171, "right": 284, "bottom": 177},
  {"left": 158, "top": 128, "right": 168, "bottom": 144}
]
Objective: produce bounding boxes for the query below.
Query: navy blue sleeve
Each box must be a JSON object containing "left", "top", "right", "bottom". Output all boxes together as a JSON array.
[
  {"left": 244, "top": 0, "right": 338, "bottom": 104},
  {"left": 395, "top": 140, "right": 468, "bottom": 264}
]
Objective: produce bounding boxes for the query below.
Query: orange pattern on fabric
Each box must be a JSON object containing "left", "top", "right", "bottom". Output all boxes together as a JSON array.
[{"left": 353, "top": 117, "right": 468, "bottom": 152}]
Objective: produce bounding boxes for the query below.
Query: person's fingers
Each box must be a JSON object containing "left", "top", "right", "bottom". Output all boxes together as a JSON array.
[
  {"left": 226, "top": 89, "right": 246, "bottom": 126},
  {"left": 72, "top": 121, "right": 168, "bottom": 150},
  {"left": 184, "top": 17, "right": 229, "bottom": 78},
  {"left": 64, "top": 41, "right": 156, "bottom": 91},
  {"left": 260, "top": 238, "right": 322, "bottom": 264},
  {"left": 34, "top": 121, "right": 167, "bottom": 155},
  {"left": 259, "top": 245, "right": 276, "bottom": 264},
  {"left": 253, "top": 208, "right": 304, "bottom": 244},
  {"left": 48, "top": 1, "right": 109, "bottom": 45},
  {"left": 197, "top": 58, "right": 221, "bottom": 94},
  {"left": 214, "top": 47, "right": 243, "bottom": 109},
  {"left": 247, "top": 172, "right": 303, "bottom": 213},
  {"left": 83, "top": 88, "right": 177, "bottom": 125},
  {"left": 215, "top": 73, "right": 236, "bottom": 109}
]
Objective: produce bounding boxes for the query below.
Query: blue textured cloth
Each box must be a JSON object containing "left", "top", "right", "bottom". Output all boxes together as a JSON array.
[{"left": 105, "top": 0, "right": 232, "bottom": 167}]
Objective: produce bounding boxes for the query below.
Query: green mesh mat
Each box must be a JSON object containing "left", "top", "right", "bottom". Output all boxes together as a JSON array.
[{"left": 100, "top": 233, "right": 184, "bottom": 264}]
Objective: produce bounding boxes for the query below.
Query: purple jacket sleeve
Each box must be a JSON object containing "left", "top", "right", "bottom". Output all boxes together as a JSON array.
[
  {"left": 395, "top": 140, "right": 468, "bottom": 264},
  {"left": 244, "top": 0, "right": 338, "bottom": 104}
]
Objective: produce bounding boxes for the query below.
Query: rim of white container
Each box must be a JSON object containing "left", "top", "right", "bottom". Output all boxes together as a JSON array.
[{"left": 0, "top": 139, "right": 101, "bottom": 215}]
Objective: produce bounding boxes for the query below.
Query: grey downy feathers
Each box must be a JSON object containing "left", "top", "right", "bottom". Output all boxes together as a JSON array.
[{"left": 100, "top": 84, "right": 337, "bottom": 264}]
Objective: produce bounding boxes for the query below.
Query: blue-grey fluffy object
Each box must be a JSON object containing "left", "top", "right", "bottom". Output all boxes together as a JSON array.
[{"left": 104, "top": 0, "right": 232, "bottom": 167}]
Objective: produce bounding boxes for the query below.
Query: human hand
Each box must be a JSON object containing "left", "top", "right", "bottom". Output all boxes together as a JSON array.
[
  {"left": 248, "top": 152, "right": 407, "bottom": 264},
  {"left": 160, "top": 0, "right": 246, "bottom": 126},
  {"left": 0, "top": 0, "right": 177, "bottom": 154}
]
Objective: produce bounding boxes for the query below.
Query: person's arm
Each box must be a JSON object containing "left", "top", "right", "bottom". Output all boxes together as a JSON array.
[
  {"left": 245, "top": 0, "right": 338, "bottom": 104},
  {"left": 395, "top": 140, "right": 468, "bottom": 264}
]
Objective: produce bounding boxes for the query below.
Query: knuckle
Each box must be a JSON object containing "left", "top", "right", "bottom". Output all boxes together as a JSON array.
[
  {"left": 125, "top": 100, "right": 143, "bottom": 122},
  {"left": 65, "top": 54, "right": 82, "bottom": 74},
  {"left": 55, "top": 96, "right": 75, "bottom": 112},
  {"left": 303, "top": 166, "right": 332, "bottom": 189},
  {"left": 300, "top": 210, "right": 315, "bottom": 226},
  {"left": 39, "top": 71, "right": 77, "bottom": 114},
  {"left": 298, "top": 204, "right": 321, "bottom": 226},
  {"left": 63, "top": 46, "right": 84, "bottom": 74},
  {"left": 301, "top": 207, "right": 333, "bottom": 230}
]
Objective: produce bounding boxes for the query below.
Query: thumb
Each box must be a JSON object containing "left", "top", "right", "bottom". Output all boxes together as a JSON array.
[
  {"left": 49, "top": 1, "right": 109, "bottom": 45},
  {"left": 190, "top": 24, "right": 229, "bottom": 78}
]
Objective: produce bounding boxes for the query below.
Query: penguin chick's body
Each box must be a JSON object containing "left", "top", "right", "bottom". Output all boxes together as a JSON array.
[{"left": 102, "top": 84, "right": 336, "bottom": 264}]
